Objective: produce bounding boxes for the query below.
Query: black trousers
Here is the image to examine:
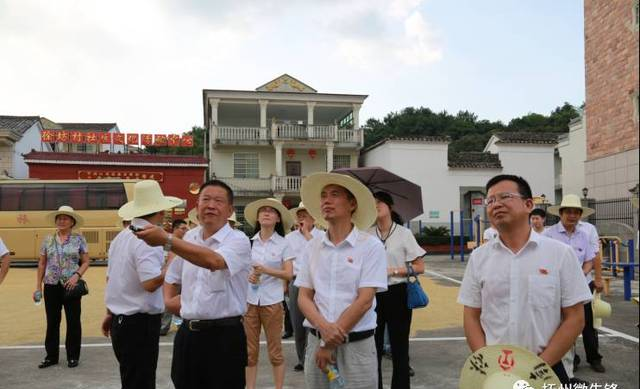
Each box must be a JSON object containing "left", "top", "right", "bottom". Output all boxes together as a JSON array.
[
  {"left": 283, "top": 297, "right": 294, "bottom": 335},
  {"left": 552, "top": 361, "right": 570, "bottom": 385},
  {"left": 581, "top": 281, "right": 602, "bottom": 363},
  {"left": 375, "top": 283, "right": 412, "bottom": 389},
  {"left": 43, "top": 283, "right": 82, "bottom": 362},
  {"left": 171, "top": 320, "right": 247, "bottom": 389},
  {"left": 110, "top": 313, "right": 161, "bottom": 389}
]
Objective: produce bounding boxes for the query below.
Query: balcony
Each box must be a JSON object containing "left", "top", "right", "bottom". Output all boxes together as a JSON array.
[
  {"left": 212, "top": 125, "right": 362, "bottom": 147},
  {"left": 215, "top": 176, "right": 304, "bottom": 196}
]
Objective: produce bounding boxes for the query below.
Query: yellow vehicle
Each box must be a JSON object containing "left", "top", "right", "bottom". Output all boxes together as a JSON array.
[{"left": 0, "top": 179, "right": 137, "bottom": 262}]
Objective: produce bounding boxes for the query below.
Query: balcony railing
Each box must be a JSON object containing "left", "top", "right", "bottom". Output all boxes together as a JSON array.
[
  {"left": 212, "top": 125, "right": 362, "bottom": 146},
  {"left": 214, "top": 176, "right": 304, "bottom": 195}
]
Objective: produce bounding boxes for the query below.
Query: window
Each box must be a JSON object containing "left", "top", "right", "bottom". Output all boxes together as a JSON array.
[
  {"left": 339, "top": 112, "right": 353, "bottom": 129},
  {"left": 233, "top": 152, "right": 259, "bottom": 178},
  {"left": 333, "top": 154, "right": 351, "bottom": 169},
  {"left": 0, "top": 182, "right": 127, "bottom": 211}
]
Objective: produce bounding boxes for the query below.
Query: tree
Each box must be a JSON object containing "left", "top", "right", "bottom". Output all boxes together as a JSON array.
[{"left": 145, "top": 126, "right": 207, "bottom": 156}]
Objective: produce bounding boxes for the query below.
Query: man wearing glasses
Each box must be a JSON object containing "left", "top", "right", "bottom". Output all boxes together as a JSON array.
[{"left": 458, "top": 174, "right": 592, "bottom": 385}]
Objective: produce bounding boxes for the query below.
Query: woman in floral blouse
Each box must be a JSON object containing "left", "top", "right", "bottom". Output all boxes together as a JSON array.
[{"left": 34, "top": 206, "right": 90, "bottom": 369}]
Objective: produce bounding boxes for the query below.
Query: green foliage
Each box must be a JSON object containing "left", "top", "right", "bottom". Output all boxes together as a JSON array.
[
  {"left": 415, "top": 234, "right": 469, "bottom": 245},
  {"left": 364, "top": 102, "right": 581, "bottom": 152},
  {"left": 145, "top": 126, "right": 206, "bottom": 156},
  {"left": 422, "top": 226, "right": 449, "bottom": 237}
]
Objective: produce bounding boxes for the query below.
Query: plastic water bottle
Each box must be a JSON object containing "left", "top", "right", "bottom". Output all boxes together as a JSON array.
[
  {"left": 172, "top": 315, "right": 183, "bottom": 326},
  {"left": 34, "top": 290, "right": 43, "bottom": 306},
  {"left": 251, "top": 273, "right": 261, "bottom": 291},
  {"left": 326, "top": 364, "right": 345, "bottom": 388}
]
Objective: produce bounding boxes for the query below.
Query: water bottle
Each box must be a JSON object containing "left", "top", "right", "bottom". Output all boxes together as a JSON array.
[
  {"left": 172, "top": 315, "right": 183, "bottom": 326},
  {"left": 34, "top": 290, "right": 43, "bottom": 306},
  {"left": 251, "top": 272, "right": 261, "bottom": 291},
  {"left": 325, "top": 364, "right": 345, "bottom": 388}
]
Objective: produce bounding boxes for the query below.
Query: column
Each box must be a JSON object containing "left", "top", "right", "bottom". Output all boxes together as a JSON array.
[
  {"left": 209, "top": 99, "right": 219, "bottom": 177},
  {"left": 307, "top": 101, "right": 316, "bottom": 138},
  {"left": 352, "top": 103, "right": 361, "bottom": 129},
  {"left": 275, "top": 142, "right": 283, "bottom": 177},
  {"left": 326, "top": 143, "right": 334, "bottom": 172},
  {"left": 259, "top": 100, "right": 268, "bottom": 140},
  {"left": 210, "top": 98, "right": 220, "bottom": 126}
]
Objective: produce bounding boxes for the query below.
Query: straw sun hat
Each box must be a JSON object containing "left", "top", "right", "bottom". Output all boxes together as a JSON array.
[
  {"left": 547, "top": 194, "right": 595, "bottom": 219},
  {"left": 290, "top": 201, "right": 326, "bottom": 229},
  {"left": 592, "top": 292, "right": 612, "bottom": 329},
  {"left": 300, "top": 172, "right": 376, "bottom": 230},
  {"left": 459, "top": 344, "right": 561, "bottom": 389},
  {"left": 118, "top": 180, "right": 182, "bottom": 220},
  {"left": 47, "top": 205, "right": 84, "bottom": 229},
  {"left": 244, "top": 198, "right": 294, "bottom": 232}
]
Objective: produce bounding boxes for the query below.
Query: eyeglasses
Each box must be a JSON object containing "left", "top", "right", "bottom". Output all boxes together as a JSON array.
[{"left": 484, "top": 192, "right": 525, "bottom": 206}]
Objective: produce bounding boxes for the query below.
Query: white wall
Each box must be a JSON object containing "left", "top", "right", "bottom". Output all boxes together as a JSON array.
[
  {"left": 15, "top": 122, "right": 49, "bottom": 178},
  {"left": 557, "top": 119, "right": 587, "bottom": 198},
  {"left": 494, "top": 144, "right": 556, "bottom": 204}
]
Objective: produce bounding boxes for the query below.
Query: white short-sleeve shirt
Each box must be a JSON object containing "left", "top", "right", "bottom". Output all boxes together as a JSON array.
[
  {"left": 483, "top": 227, "right": 498, "bottom": 242},
  {"left": 579, "top": 221, "right": 600, "bottom": 255},
  {"left": 105, "top": 218, "right": 164, "bottom": 315},
  {"left": 368, "top": 223, "right": 426, "bottom": 285},
  {"left": 0, "top": 238, "right": 9, "bottom": 258},
  {"left": 457, "top": 230, "right": 592, "bottom": 355},
  {"left": 285, "top": 227, "right": 325, "bottom": 276},
  {"left": 294, "top": 227, "right": 388, "bottom": 332},
  {"left": 246, "top": 232, "right": 294, "bottom": 306},
  {"left": 165, "top": 224, "right": 251, "bottom": 320}
]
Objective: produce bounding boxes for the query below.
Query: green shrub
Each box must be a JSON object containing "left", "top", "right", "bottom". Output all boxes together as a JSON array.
[{"left": 422, "top": 226, "right": 450, "bottom": 237}]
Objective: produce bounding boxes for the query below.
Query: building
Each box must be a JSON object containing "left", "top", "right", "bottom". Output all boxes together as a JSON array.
[
  {"left": 44, "top": 120, "right": 125, "bottom": 154},
  {"left": 24, "top": 151, "right": 208, "bottom": 218},
  {"left": 555, "top": 113, "right": 587, "bottom": 200},
  {"left": 0, "top": 116, "right": 52, "bottom": 179},
  {"left": 202, "top": 74, "right": 367, "bottom": 217},
  {"left": 361, "top": 133, "right": 558, "bottom": 231},
  {"left": 584, "top": 0, "right": 639, "bottom": 200}
]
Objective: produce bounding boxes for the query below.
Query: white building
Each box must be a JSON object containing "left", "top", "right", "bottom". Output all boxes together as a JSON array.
[
  {"left": 203, "top": 74, "right": 367, "bottom": 218},
  {"left": 0, "top": 116, "right": 52, "bottom": 178},
  {"left": 555, "top": 114, "right": 587, "bottom": 200},
  {"left": 41, "top": 118, "right": 125, "bottom": 154},
  {"left": 361, "top": 133, "right": 558, "bottom": 229}
]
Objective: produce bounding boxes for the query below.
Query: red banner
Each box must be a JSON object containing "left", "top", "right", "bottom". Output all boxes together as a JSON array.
[
  {"left": 113, "top": 133, "right": 125, "bottom": 145},
  {"left": 85, "top": 132, "right": 99, "bottom": 144},
  {"left": 141, "top": 134, "right": 153, "bottom": 146},
  {"left": 41, "top": 130, "right": 56, "bottom": 143},
  {"left": 127, "top": 133, "right": 139, "bottom": 145},
  {"left": 56, "top": 131, "right": 70, "bottom": 143},
  {"left": 78, "top": 170, "right": 164, "bottom": 181},
  {"left": 167, "top": 134, "right": 181, "bottom": 147},
  {"left": 154, "top": 134, "right": 168, "bottom": 146},
  {"left": 99, "top": 132, "right": 112, "bottom": 145},
  {"left": 181, "top": 135, "right": 194, "bottom": 147}
]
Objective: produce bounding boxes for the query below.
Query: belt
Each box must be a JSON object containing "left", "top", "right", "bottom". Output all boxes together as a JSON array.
[
  {"left": 183, "top": 316, "right": 243, "bottom": 331},
  {"left": 309, "top": 328, "right": 374, "bottom": 343}
]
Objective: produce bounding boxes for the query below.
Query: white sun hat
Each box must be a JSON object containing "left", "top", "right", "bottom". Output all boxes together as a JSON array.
[
  {"left": 547, "top": 194, "right": 595, "bottom": 218},
  {"left": 228, "top": 212, "right": 242, "bottom": 226},
  {"left": 592, "top": 292, "right": 612, "bottom": 329},
  {"left": 459, "top": 344, "right": 561, "bottom": 389},
  {"left": 244, "top": 198, "right": 294, "bottom": 232},
  {"left": 118, "top": 180, "right": 182, "bottom": 220},
  {"left": 46, "top": 205, "right": 84, "bottom": 229},
  {"left": 300, "top": 172, "right": 376, "bottom": 230}
]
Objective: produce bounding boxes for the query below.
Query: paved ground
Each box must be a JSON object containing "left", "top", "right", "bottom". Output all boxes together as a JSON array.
[{"left": 0, "top": 255, "right": 637, "bottom": 388}]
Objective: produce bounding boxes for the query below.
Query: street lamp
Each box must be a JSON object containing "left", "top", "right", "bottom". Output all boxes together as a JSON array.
[{"left": 582, "top": 187, "right": 589, "bottom": 199}]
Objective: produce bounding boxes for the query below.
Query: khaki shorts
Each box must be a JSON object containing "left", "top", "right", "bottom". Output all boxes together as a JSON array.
[{"left": 243, "top": 302, "right": 284, "bottom": 367}]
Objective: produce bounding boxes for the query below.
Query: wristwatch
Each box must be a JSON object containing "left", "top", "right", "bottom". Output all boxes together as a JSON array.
[{"left": 164, "top": 233, "right": 173, "bottom": 252}]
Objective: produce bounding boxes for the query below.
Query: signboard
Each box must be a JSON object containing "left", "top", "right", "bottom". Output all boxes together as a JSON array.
[
  {"left": 471, "top": 198, "right": 484, "bottom": 206},
  {"left": 77, "top": 170, "right": 164, "bottom": 181},
  {"left": 41, "top": 130, "right": 194, "bottom": 147},
  {"left": 429, "top": 210, "right": 440, "bottom": 219}
]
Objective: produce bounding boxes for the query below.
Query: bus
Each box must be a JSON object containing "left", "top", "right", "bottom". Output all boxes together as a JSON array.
[{"left": 0, "top": 179, "right": 137, "bottom": 262}]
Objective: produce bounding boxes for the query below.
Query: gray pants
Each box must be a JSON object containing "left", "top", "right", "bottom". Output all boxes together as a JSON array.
[
  {"left": 304, "top": 332, "right": 377, "bottom": 389},
  {"left": 288, "top": 281, "right": 307, "bottom": 365}
]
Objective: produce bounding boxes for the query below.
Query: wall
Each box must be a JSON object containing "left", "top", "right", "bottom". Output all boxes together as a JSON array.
[
  {"left": 14, "top": 122, "right": 48, "bottom": 178},
  {"left": 558, "top": 118, "right": 587, "bottom": 197}
]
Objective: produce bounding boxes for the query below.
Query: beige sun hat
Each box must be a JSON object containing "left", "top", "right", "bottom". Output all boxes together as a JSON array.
[
  {"left": 459, "top": 344, "right": 561, "bottom": 389},
  {"left": 118, "top": 180, "right": 182, "bottom": 220},
  {"left": 244, "top": 198, "right": 294, "bottom": 232},
  {"left": 300, "top": 172, "right": 376, "bottom": 230},
  {"left": 290, "top": 201, "right": 326, "bottom": 230},
  {"left": 47, "top": 205, "right": 84, "bottom": 229},
  {"left": 228, "top": 212, "right": 242, "bottom": 226},
  {"left": 187, "top": 207, "right": 199, "bottom": 226},
  {"left": 592, "top": 292, "right": 612, "bottom": 329},
  {"left": 547, "top": 194, "right": 595, "bottom": 219}
]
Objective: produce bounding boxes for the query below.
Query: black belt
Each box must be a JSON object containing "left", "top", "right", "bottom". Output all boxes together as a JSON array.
[
  {"left": 183, "top": 316, "right": 243, "bottom": 331},
  {"left": 309, "top": 328, "right": 374, "bottom": 343}
]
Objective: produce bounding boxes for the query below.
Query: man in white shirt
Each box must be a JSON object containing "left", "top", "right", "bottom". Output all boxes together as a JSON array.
[
  {"left": 134, "top": 180, "right": 251, "bottom": 389},
  {"left": 482, "top": 224, "right": 498, "bottom": 242},
  {"left": 457, "top": 175, "right": 592, "bottom": 385},
  {"left": 285, "top": 202, "right": 325, "bottom": 372},
  {"left": 296, "top": 172, "right": 387, "bottom": 389},
  {"left": 102, "top": 180, "right": 182, "bottom": 389},
  {"left": 0, "top": 237, "right": 11, "bottom": 286}
]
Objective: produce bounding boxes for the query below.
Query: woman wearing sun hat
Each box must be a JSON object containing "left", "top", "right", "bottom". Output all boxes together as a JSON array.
[
  {"left": 34, "top": 205, "right": 89, "bottom": 369},
  {"left": 243, "top": 198, "right": 295, "bottom": 389}
]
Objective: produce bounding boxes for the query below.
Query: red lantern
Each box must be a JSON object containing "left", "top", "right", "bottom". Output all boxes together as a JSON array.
[
  {"left": 286, "top": 149, "right": 296, "bottom": 159},
  {"left": 308, "top": 149, "right": 317, "bottom": 159}
]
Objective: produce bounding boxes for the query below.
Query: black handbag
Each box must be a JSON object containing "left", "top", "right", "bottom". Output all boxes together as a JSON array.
[{"left": 64, "top": 278, "right": 89, "bottom": 300}]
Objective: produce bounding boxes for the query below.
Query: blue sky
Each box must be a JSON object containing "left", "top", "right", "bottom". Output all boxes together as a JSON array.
[{"left": 0, "top": 0, "right": 585, "bottom": 133}]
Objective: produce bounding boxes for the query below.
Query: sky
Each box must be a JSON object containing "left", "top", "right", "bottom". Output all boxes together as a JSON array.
[{"left": 0, "top": 0, "right": 585, "bottom": 134}]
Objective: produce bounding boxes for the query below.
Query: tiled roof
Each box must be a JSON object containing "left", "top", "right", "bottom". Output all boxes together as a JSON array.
[
  {"left": 362, "top": 135, "right": 450, "bottom": 153},
  {"left": 448, "top": 152, "right": 502, "bottom": 169},
  {"left": 494, "top": 132, "right": 559, "bottom": 145},
  {"left": 58, "top": 123, "right": 117, "bottom": 132},
  {"left": 23, "top": 151, "right": 208, "bottom": 167},
  {"left": 0, "top": 115, "right": 41, "bottom": 136}
]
